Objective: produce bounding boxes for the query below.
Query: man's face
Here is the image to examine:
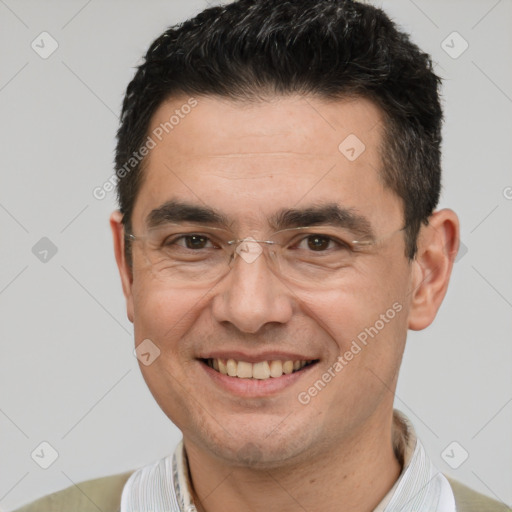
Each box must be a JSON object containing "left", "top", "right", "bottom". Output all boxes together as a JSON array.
[{"left": 120, "top": 94, "right": 417, "bottom": 467}]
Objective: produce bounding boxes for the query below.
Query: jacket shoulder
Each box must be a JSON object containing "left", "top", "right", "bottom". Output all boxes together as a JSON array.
[
  {"left": 11, "top": 470, "right": 134, "bottom": 512},
  {"left": 447, "top": 476, "right": 511, "bottom": 512}
]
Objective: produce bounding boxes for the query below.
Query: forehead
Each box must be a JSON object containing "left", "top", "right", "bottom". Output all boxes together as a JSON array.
[
  {"left": 132, "top": 94, "right": 402, "bottom": 232},
  {"left": 149, "top": 93, "right": 383, "bottom": 159}
]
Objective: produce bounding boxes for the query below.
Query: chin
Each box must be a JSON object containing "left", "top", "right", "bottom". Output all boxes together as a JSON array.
[{"left": 186, "top": 411, "right": 322, "bottom": 470}]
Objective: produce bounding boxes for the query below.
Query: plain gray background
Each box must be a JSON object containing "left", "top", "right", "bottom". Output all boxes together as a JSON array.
[{"left": 1, "top": 0, "right": 511, "bottom": 510}]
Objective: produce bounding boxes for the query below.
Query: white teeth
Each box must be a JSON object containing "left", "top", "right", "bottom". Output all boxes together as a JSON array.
[
  {"left": 226, "top": 359, "right": 238, "bottom": 377},
  {"left": 269, "top": 360, "right": 283, "bottom": 378},
  {"left": 236, "top": 361, "right": 253, "bottom": 379},
  {"left": 252, "top": 361, "right": 270, "bottom": 379},
  {"left": 218, "top": 359, "right": 228, "bottom": 375},
  {"left": 208, "top": 358, "right": 314, "bottom": 379},
  {"left": 282, "top": 361, "right": 294, "bottom": 374}
]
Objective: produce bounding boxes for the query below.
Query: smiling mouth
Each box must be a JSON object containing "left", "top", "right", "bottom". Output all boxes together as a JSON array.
[{"left": 201, "top": 358, "right": 318, "bottom": 380}]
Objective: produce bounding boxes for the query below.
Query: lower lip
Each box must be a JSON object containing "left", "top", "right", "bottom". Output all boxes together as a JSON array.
[{"left": 199, "top": 360, "right": 318, "bottom": 397}]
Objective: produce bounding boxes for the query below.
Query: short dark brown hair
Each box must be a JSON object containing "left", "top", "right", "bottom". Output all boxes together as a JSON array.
[{"left": 115, "top": 0, "right": 443, "bottom": 260}]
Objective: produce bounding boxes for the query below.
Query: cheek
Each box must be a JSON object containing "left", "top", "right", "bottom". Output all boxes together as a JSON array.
[
  {"left": 298, "top": 259, "right": 410, "bottom": 363},
  {"left": 131, "top": 271, "right": 200, "bottom": 345},
  {"left": 298, "top": 277, "right": 408, "bottom": 417},
  {"left": 131, "top": 277, "right": 204, "bottom": 423}
]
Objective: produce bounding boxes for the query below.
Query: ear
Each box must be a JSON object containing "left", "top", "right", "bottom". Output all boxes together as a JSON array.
[
  {"left": 110, "top": 210, "right": 134, "bottom": 323},
  {"left": 408, "top": 209, "right": 460, "bottom": 331}
]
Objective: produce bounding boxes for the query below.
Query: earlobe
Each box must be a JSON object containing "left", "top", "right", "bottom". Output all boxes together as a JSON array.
[
  {"left": 407, "top": 209, "right": 460, "bottom": 331},
  {"left": 110, "top": 210, "right": 135, "bottom": 323}
]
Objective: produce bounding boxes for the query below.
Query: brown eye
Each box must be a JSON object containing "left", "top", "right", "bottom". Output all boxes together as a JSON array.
[
  {"left": 183, "top": 235, "right": 210, "bottom": 249},
  {"left": 164, "top": 234, "right": 215, "bottom": 249},
  {"left": 306, "top": 235, "right": 332, "bottom": 251}
]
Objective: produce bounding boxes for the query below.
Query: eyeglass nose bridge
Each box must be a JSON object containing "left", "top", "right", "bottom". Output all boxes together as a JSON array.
[{"left": 227, "top": 236, "right": 279, "bottom": 265}]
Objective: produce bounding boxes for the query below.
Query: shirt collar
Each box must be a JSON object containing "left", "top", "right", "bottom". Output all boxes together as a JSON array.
[
  {"left": 121, "top": 409, "right": 456, "bottom": 512},
  {"left": 375, "top": 410, "right": 456, "bottom": 511}
]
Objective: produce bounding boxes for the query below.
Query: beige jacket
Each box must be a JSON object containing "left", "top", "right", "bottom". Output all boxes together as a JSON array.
[{"left": 11, "top": 471, "right": 511, "bottom": 512}]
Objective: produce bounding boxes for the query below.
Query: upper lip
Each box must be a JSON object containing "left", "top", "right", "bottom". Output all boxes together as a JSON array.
[{"left": 198, "top": 351, "right": 319, "bottom": 364}]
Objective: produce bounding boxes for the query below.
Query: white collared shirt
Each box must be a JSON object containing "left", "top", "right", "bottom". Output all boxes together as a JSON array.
[{"left": 121, "top": 410, "right": 456, "bottom": 512}]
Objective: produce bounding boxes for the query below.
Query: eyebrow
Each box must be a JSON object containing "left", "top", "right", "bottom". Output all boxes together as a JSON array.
[
  {"left": 146, "top": 199, "right": 374, "bottom": 240},
  {"left": 146, "top": 200, "right": 231, "bottom": 230},
  {"left": 270, "top": 203, "right": 375, "bottom": 240}
]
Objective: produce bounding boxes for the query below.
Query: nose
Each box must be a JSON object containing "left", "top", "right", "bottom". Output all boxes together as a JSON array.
[{"left": 211, "top": 241, "right": 294, "bottom": 334}]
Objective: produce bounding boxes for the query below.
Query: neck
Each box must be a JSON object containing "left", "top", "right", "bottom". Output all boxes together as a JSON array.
[{"left": 184, "top": 410, "right": 402, "bottom": 512}]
